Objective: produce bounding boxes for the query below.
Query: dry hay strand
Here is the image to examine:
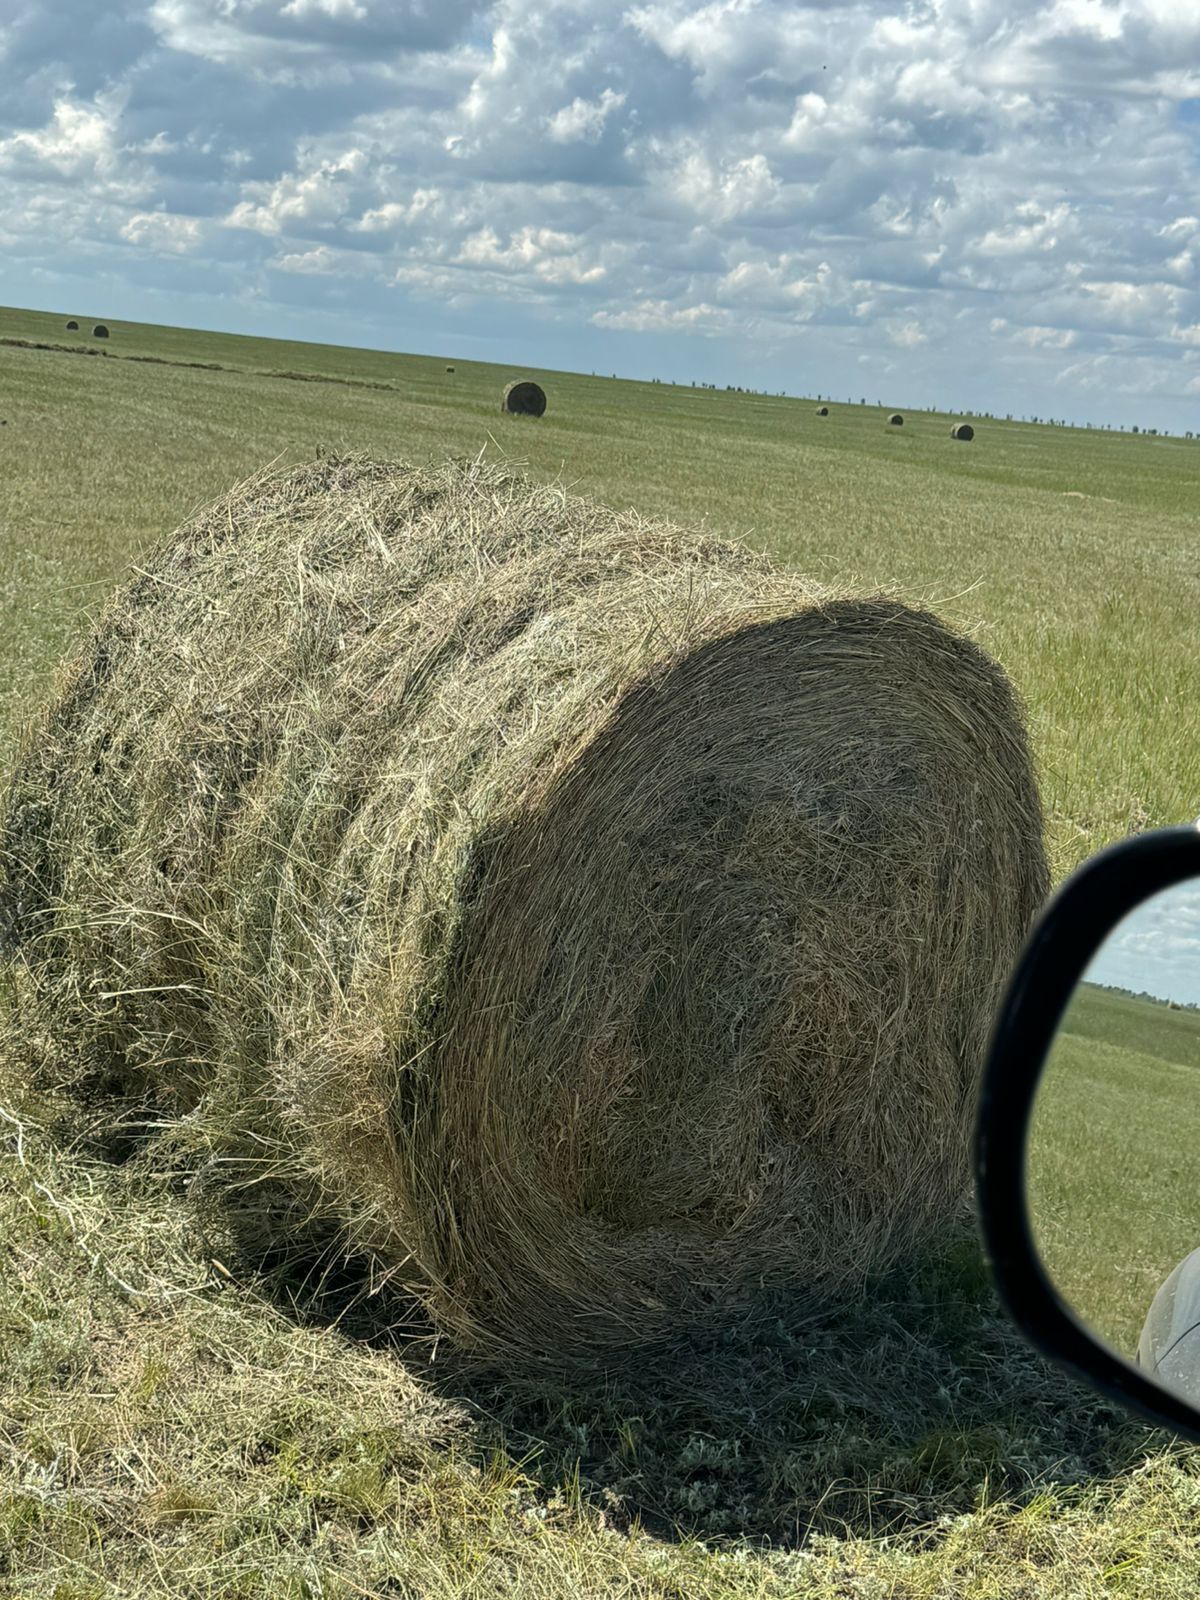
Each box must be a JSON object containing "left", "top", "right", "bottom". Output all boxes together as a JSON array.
[
  {"left": 65, "top": 320, "right": 79, "bottom": 331},
  {"left": 951, "top": 423, "right": 975, "bottom": 442},
  {"left": 91, "top": 325, "right": 110, "bottom": 339},
  {"left": 888, "top": 413, "right": 904, "bottom": 426},
  {"left": 502, "top": 380, "right": 547, "bottom": 417},
  {"left": 0, "top": 453, "right": 1046, "bottom": 1365},
  {"left": 816, "top": 406, "right": 829, "bottom": 416}
]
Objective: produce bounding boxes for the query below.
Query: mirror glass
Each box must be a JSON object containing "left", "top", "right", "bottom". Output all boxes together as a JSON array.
[{"left": 1027, "top": 875, "right": 1200, "bottom": 1402}]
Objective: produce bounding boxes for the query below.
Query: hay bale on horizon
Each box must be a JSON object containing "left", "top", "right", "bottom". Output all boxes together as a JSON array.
[
  {"left": 502, "top": 379, "right": 546, "bottom": 417},
  {"left": 816, "top": 405, "right": 829, "bottom": 416},
  {"left": 889, "top": 413, "right": 904, "bottom": 426},
  {"left": 951, "top": 423, "right": 975, "bottom": 442},
  {"left": 0, "top": 453, "right": 1046, "bottom": 1364},
  {"left": 65, "top": 320, "right": 79, "bottom": 331},
  {"left": 91, "top": 324, "right": 109, "bottom": 339}
]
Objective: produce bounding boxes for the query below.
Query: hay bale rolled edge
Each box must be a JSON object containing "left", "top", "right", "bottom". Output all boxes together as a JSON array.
[
  {"left": 91, "top": 325, "right": 109, "bottom": 339},
  {"left": 888, "top": 413, "right": 904, "bottom": 426},
  {"left": 502, "top": 380, "right": 547, "bottom": 417},
  {"left": 816, "top": 405, "right": 829, "bottom": 416},
  {"left": 951, "top": 423, "right": 975, "bottom": 441},
  {"left": 0, "top": 454, "right": 1047, "bottom": 1363},
  {"left": 65, "top": 320, "right": 79, "bottom": 331}
]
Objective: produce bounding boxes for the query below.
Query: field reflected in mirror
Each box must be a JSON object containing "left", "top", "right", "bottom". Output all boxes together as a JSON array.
[{"left": 1027, "top": 876, "right": 1200, "bottom": 1390}]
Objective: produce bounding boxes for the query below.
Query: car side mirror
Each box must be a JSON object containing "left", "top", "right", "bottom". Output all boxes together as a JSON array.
[{"left": 977, "top": 824, "right": 1200, "bottom": 1438}]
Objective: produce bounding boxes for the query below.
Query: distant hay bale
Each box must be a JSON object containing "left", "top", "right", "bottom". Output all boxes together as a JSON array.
[
  {"left": 65, "top": 320, "right": 79, "bottom": 331},
  {"left": 91, "top": 325, "right": 109, "bottom": 339},
  {"left": 446, "top": 365, "right": 455, "bottom": 374},
  {"left": 816, "top": 406, "right": 829, "bottom": 416},
  {"left": 0, "top": 453, "right": 1046, "bottom": 1365},
  {"left": 951, "top": 423, "right": 975, "bottom": 442},
  {"left": 888, "top": 413, "right": 904, "bottom": 426},
  {"left": 502, "top": 380, "right": 547, "bottom": 417}
]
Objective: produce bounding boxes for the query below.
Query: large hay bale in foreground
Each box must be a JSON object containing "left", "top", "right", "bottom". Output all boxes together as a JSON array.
[
  {"left": 0, "top": 455, "right": 1046, "bottom": 1362},
  {"left": 502, "top": 380, "right": 546, "bottom": 416},
  {"left": 952, "top": 423, "right": 975, "bottom": 442}
]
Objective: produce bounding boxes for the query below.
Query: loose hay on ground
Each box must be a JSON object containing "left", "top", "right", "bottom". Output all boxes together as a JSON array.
[{"left": 0, "top": 452, "right": 1047, "bottom": 1364}]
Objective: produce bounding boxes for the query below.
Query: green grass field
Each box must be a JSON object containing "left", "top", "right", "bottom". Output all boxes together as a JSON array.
[
  {"left": 1030, "top": 984, "right": 1200, "bottom": 1357},
  {"left": 3, "top": 303, "right": 1200, "bottom": 1597}
]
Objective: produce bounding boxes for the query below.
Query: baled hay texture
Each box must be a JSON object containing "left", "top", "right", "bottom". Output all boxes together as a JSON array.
[
  {"left": 65, "top": 320, "right": 79, "bottom": 330},
  {"left": 952, "top": 423, "right": 975, "bottom": 442},
  {"left": 92, "top": 325, "right": 109, "bottom": 339},
  {"left": 816, "top": 406, "right": 829, "bottom": 416},
  {"left": 889, "top": 413, "right": 904, "bottom": 426},
  {"left": 1, "top": 454, "right": 1047, "bottom": 1363},
  {"left": 502, "top": 380, "right": 547, "bottom": 417}
]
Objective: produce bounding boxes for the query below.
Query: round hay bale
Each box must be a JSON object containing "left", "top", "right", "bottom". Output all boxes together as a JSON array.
[
  {"left": 951, "top": 423, "right": 975, "bottom": 442},
  {"left": 0, "top": 454, "right": 1046, "bottom": 1365},
  {"left": 888, "top": 413, "right": 903, "bottom": 426},
  {"left": 446, "top": 365, "right": 455, "bottom": 374},
  {"left": 65, "top": 320, "right": 79, "bottom": 331},
  {"left": 816, "top": 406, "right": 829, "bottom": 416},
  {"left": 91, "top": 325, "right": 109, "bottom": 339},
  {"left": 502, "top": 380, "right": 546, "bottom": 417}
]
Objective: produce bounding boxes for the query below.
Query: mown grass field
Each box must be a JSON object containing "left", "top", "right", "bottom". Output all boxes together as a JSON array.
[
  {"left": 3, "top": 302, "right": 1200, "bottom": 1598},
  {"left": 1030, "top": 984, "right": 1200, "bottom": 1357}
]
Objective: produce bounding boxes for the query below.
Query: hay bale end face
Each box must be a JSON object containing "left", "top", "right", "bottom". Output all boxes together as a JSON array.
[
  {"left": 0, "top": 454, "right": 1047, "bottom": 1365},
  {"left": 816, "top": 405, "right": 829, "bottom": 416},
  {"left": 951, "top": 423, "right": 975, "bottom": 442},
  {"left": 502, "top": 379, "right": 547, "bottom": 417},
  {"left": 91, "top": 325, "right": 109, "bottom": 339},
  {"left": 888, "top": 413, "right": 904, "bottom": 426},
  {"left": 65, "top": 320, "right": 79, "bottom": 331}
]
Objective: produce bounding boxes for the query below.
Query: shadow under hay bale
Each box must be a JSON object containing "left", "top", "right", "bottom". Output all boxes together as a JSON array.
[
  {"left": 889, "top": 412, "right": 904, "bottom": 426},
  {"left": 815, "top": 405, "right": 829, "bottom": 416},
  {"left": 952, "top": 422, "right": 975, "bottom": 441},
  {"left": 65, "top": 320, "right": 79, "bottom": 331},
  {"left": 0, "top": 453, "right": 1046, "bottom": 1367},
  {"left": 91, "top": 324, "right": 109, "bottom": 339},
  {"left": 501, "top": 379, "right": 546, "bottom": 416}
]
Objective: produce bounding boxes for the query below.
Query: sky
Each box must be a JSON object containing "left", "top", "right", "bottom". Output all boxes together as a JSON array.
[
  {"left": 1086, "top": 876, "right": 1200, "bottom": 1008},
  {"left": 2, "top": 1, "right": 1200, "bottom": 430}
]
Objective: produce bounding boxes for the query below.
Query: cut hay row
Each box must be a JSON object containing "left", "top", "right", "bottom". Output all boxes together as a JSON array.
[{"left": 0, "top": 454, "right": 1046, "bottom": 1364}]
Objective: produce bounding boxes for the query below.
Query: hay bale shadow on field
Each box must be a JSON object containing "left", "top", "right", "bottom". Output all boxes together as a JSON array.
[
  {"left": 191, "top": 1184, "right": 1152, "bottom": 1549},
  {"left": 447, "top": 1226, "right": 1157, "bottom": 1548}
]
